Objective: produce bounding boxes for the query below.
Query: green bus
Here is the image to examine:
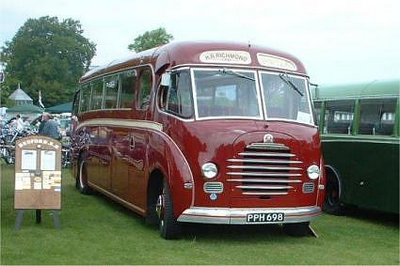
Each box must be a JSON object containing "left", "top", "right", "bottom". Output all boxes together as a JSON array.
[{"left": 313, "top": 79, "right": 399, "bottom": 214}]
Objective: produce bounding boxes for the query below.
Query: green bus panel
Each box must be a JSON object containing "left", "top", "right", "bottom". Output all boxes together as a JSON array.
[{"left": 322, "top": 135, "right": 399, "bottom": 214}]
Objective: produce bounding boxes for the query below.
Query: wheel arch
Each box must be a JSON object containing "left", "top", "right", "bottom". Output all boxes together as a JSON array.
[
  {"left": 147, "top": 131, "right": 194, "bottom": 219},
  {"left": 324, "top": 164, "right": 342, "bottom": 200}
]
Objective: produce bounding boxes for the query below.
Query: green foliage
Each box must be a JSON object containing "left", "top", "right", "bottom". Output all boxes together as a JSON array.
[
  {"left": 1, "top": 163, "right": 399, "bottom": 265},
  {"left": 0, "top": 16, "right": 96, "bottom": 107},
  {"left": 128, "top": 27, "right": 173, "bottom": 53}
]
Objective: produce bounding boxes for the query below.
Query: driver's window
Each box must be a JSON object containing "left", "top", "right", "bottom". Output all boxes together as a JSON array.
[
  {"left": 165, "top": 70, "right": 194, "bottom": 118},
  {"left": 137, "top": 67, "right": 152, "bottom": 110}
]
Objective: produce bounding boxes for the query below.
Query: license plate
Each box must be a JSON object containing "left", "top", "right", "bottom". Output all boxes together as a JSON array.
[{"left": 246, "top": 212, "right": 284, "bottom": 223}]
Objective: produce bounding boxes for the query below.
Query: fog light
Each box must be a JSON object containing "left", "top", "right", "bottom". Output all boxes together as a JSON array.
[
  {"left": 201, "top": 162, "right": 218, "bottom": 179},
  {"left": 307, "top": 165, "right": 320, "bottom": 180}
]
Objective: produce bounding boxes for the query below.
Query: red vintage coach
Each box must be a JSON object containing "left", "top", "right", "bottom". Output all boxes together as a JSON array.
[{"left": 71, "top": 41, "right": 325, "bottom": 239}]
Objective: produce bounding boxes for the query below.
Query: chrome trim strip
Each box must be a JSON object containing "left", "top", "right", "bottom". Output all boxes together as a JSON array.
[
  {"left": 171, "top": 63, "right": 309, "bottom": 77},
  {"left": 227, "top": 165, "right": 301, "bottom": 171},
  {"left": 246, "top": 145, "right": 290, "bottom": 151},
  {"left": 78, "top": 117, "right": 196, "bottom": 207},
  {"left": 227, "top": 172, "right": 302, "bottom": 177},
  {"left": 238, "top": 152, "right": 296, "bottom": 157},
  {"left": 236, "top": 185, "right": 293, "bottom": 190},
  {"left": 76, "top": 118, "right": 163, "bottom": 131},
  {"left": 227, "top": 178, "right": 302, "bottom": 183},
  {"left": 177, "top": 206, "right": 321, "bottom": 224},
  {"left": 88, "top": 182, "right": 145, "bottom": 214},
  {"left": 242, "top": 192, "right": 288, "bottom": 196},
  {"left": 227, "top": 158, "right": 302, "bottom": 164}
]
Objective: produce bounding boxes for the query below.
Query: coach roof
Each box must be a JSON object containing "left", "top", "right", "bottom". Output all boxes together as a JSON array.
[{"left": 80, "top": 41, "right": 307, "bottom": 82}]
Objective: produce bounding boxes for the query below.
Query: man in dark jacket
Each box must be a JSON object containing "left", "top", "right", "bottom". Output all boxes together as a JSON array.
[{"left": 38, "top": 113, "right": 61, "bottom": 140}]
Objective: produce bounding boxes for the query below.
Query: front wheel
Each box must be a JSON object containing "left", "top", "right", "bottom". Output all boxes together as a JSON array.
[
  {"left": 156, "top": 180, "right": 181, "bottom": 239},
  {"left": 76, "top": 158, "right": 92, "bottom": 194},
  {"left": 283, "top": 222, "right": 310, "bottom": 237}
]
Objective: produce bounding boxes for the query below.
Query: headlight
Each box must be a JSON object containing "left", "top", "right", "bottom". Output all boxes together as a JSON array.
[
  {"left": 307, "top": 165, "right": 320, "bottom": 180},
  {"left": 201, "top": 162, "right": 218, "bottom": 179}
]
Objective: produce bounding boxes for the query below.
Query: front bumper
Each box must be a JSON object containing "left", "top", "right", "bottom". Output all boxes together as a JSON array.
[{"left": 177, "top": 206, "right": 321, "bottom": 224}]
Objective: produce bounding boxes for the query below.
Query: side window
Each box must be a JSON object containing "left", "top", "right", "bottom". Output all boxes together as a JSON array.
[
  {"left": 120, "top": 70, "right": 136, "bottom": 108},
  {"left": 324, "top": 100, "right": 355, "bottom": 134},
  {"left": 91, "top": 79, "right": 104, "bottom": 110},
  {"left": 359, "top": 99, "right": 396, "bottom": 135},
  {"left": 80, "top": 84, "right": 91, "bottom": 112},
  {"left": 165, "top": 71, "right": 194, "bottom": 118},
  {"left": 104, "top": 76, "right": 119, "bottom": 109},
  {"left": 137, "top": 67, "right": 152, "bottom": 110}
]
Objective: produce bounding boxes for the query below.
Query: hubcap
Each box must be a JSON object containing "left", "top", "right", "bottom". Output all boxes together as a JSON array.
[
  {"left": 156, "top": 193, "right": 165, "bottom": 219},
  {"left": 79, "top": 161, "right": 85, "bottom": 189}
]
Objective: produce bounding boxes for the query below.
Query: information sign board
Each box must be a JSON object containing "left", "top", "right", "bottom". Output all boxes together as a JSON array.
[{"left": 14, "top": 136, "right": 62, "bottom": 210}]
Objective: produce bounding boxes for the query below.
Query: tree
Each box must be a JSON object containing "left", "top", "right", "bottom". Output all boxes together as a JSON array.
[
  {"left": 128, "top": 27, "right": 173, "bottom": 53},
  {"left": 0, "top": 16, "right": 96, "bottom": 107}
]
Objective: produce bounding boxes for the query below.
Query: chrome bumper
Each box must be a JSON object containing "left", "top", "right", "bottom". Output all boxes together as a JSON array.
[{"left": 177, "top": 206, "right": 321, "bottom": 224}]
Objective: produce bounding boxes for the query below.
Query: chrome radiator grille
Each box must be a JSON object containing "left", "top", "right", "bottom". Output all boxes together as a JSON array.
[{"left": 227, "top": 142, "right": 303, "bottom": 197}]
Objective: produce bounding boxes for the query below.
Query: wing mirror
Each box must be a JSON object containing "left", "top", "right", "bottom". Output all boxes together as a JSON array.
[{"left": 160, "top": 72, "right": 171, "bottom": 87}]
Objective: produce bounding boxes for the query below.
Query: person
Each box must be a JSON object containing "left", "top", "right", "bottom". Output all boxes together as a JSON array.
[
  {"left": 12, "top": 114, "right": 25, "bottom": 131},
  {"left": 38, "top": 112, "right": 61, "bottom": 140}
]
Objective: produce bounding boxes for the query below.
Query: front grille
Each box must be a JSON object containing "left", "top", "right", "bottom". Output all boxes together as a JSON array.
[{"left": 227, "top": 142, "right": 303, "bottom": 197}]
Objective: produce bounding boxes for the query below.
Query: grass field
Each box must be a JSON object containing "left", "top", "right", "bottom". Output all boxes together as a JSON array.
[{"left": 1, "top": 163, "right": 399, "bottom": 265}]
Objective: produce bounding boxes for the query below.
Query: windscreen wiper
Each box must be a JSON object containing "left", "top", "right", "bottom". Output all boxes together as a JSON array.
[
  {"left": 279, "top": 73, "right": 304, "bottom": 97},
  {"left": 219, "top": 68, "right": 255, "bottom": 81}
]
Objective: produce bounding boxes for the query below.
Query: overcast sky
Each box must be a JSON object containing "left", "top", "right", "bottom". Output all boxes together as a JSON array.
[{"left": 1, "top": 0, "right": 399, "bottom": 85}]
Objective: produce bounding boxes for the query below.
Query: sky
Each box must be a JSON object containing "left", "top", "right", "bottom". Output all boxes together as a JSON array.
[{"left": 0, "top": 0, "right": 399, "bottom": 86}]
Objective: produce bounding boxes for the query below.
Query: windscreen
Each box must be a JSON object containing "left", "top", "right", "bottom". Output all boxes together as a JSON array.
[
  {"left": 193, "top": 69, "right": 261, "bottom": 119},
  {"left": 260, "top": 72, "right": 313, "bottom": 124}
]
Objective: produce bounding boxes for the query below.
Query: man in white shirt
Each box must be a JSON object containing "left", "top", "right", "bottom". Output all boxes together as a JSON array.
[{"left": 13, "top": 114, "right": 25, "bottom": 131}]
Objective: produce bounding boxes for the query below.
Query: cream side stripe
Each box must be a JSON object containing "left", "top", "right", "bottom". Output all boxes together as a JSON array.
[{"left": 76, "top": 118, "right": 163, "bottom": 131}]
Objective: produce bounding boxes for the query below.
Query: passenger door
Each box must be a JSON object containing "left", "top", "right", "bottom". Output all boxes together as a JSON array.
[
  {"left": 126, "top": 67, "right": 152, "bottom": 209},
  {"left": 95, "top": 126, "right": 112, "bottom": 190}
]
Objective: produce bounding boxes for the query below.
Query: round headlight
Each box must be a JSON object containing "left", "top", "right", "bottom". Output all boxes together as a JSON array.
[
  {"left": 201, "top": 162, "right": 218, "bottom": 179},
  {"left": 307, "top": 165, "right": 320, "bottom": 180}
]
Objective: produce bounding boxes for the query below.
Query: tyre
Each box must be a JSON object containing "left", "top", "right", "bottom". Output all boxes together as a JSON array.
[
  {"left": 323, "top": 170, "right": 342, "bottom": 215},
  {"left": 145, "top": 181, "right": 161, "bottom": 226},
  {"left": 76, "top": 158, "right": 92, "bottom": 194},
  {"left": 156, "top": 180, "right": 181, "bottom": 239},
  {"left": 283, "top": 222, "right": 310, "bottom": 237}
]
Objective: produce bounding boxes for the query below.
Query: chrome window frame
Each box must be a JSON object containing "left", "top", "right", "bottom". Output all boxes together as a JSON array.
[
  {"left": 190, "top": 67, "right": 264, "bottom": 121},
  {"left": 258, "top": 71, "right": 315, "bottom": 126}
]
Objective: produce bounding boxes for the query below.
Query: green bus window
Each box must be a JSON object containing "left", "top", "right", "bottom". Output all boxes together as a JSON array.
[
  {"left": 105, "top": 76, "right": 119, "bottom": 109},
  {"left": 91, "top": 79, "right": 104, "bottom": 110},
  {"left": 325, "top": 100, "right": 355, "bottom": 134},
  {"left": 120, "top": 70, "right": 136, "bottom": 108},
  {"left": 359, "top": 99, "right": 396, "bottom": 135},
  {"left": 165, "top": 71, "right": 194, "bottom": 118},
  {"left": 137, "top": 68, "right": 152, "bottom": 110},
  {"left": 80, "top": 84, "right": 91, "bottom": 112}
]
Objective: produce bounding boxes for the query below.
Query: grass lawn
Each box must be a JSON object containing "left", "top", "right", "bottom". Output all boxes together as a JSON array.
[{"left": 1, "top": 163, "right": 399, "bottom": 265}]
